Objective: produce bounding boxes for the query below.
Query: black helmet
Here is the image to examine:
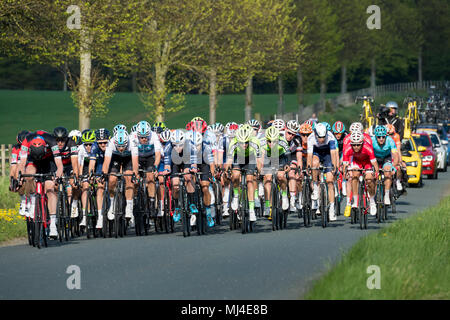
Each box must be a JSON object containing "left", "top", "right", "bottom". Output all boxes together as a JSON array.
[
  {"left": 16, "top": 130, "right": 30, "bottom": 144},
  {"left": 53, "top": 127, "right": 69, "bottom": 140},
  {"left": 95, "top": 128, "right": 110, "bottom": 140}
]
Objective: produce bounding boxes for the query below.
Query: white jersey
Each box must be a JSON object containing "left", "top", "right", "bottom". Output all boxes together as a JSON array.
[
  {"left": 307, "top": 131, "right": 338, "bottom": 154},
  {"left": 105, "top": 138, "right": 139, "bottom": 158},
  {"left": 131, "top": 131, "right": 162, "bottom": 157},
  {"left": 77, "top": 144, "right": 91, "bottom": 166}
]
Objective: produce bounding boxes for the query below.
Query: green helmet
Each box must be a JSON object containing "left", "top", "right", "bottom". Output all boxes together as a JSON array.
[
  {"left": 265, "top": 126, "right": 279, "bottom": 141},
  {"left": 236, "top": 125, "right": 252, "bottom": 143},
  {"left": 191, "top": 116, "right": 204, "bottom": 122},
  {"left": 81, "top": 129, "right": 96, "bottom": 144}
]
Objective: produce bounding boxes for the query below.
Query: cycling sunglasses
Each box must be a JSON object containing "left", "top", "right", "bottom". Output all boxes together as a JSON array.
[
  {"left": 351, "top": 143, "right": 363, "bottom": 147},
  {"left": 97, "top": 141, "right": 108, "bottom": 145},
  {"left": 84, "top": 143, "right": 93, "bottom": 147}
]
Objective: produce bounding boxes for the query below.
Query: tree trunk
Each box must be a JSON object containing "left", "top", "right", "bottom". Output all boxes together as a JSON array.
[
  {"left": 78, "top": 28, "right": 93, "bottom": 131},
  {"left": 297, "top": 66, "right": 304, "bottom": 114},
  {"left": 370, "top": 57, "right": 376, "bottom": 97},
  {"left": 277, "top": 74, "right": 284, "bottom": 116},
  {"left": 154, "top": 62, "right": 168, "bottom": 122},
  {"left": 418, "top": 47, "right": 423, "bottom": 89},
  {"left": 245, "top": 75, "right": 253, "bottom": 122},
  {"left": 341, "top": 63, "right": 347, "bottom": 94},
  {"left": 319, "top": 69, "right": 327, "bottom": 113},
  {"left": 209, "top": 67, "right": 217, "bottom": 124}
]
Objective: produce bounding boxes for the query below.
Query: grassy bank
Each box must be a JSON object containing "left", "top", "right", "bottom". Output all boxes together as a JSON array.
[
  {"left": 305, "top": 195, "right": 450, "bottom": 300},
  {"left": 0, "top": 176, "right": 25, "bottom": 243},
  {"left": 0, "top": 89, "right": 338, "bottom": 143}
]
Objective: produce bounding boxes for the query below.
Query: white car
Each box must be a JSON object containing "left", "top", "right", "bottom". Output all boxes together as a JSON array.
[{"left": 425, "top": 131, "right": 448, "bottom": 171}]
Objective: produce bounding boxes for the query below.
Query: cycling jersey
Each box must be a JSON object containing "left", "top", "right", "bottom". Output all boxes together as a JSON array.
[
  {"left": 343, "top": 132, "right": 373, "bottom": 150},
  {"left": 58, "top": 139, "right": 79, "bottom": 166},
  {"left": 307, "top": 131, "right": 337, "bottom": 155},
  {"left": 10, "top": 144, "right": 21, "bottom": 165},
  {"left": 335, "top": 132, "right": 348, "bottom": 157},
  {"left": 190, "top": 136, "right": 214, "bottom": 165},
  {"left": 89, "top": 142, "right": 105, "bottom": 174},
  {"left": 203, "top": 129, "right": 218, "bottom": 153},
  {"left": 371, "top": 135, "right": 397, "bottom": 159},
  {"left": 20, "top": 131, "right": 61, "bottom": 161},
  {"left": 261, "top": 136, "right": 289, "bottom": 158},
  {"left": 77, "top": 144, "right": 92, "bottom": 168},
  {"left": 217, "top": 135, "right": 232, "bottom": 164},
  {"left": 343, "top": 141, "right": 376, "bottom": 170},
  {"left": 130, "top": 131, "right": 162, "bottom": 157},
  {"left": 105, "top": 139, "right": 139, "bottom": 158}
]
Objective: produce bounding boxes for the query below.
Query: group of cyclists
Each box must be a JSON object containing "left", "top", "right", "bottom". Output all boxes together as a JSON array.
[{"left": 9, "top": 100, "right": 408, "bottom": 242}]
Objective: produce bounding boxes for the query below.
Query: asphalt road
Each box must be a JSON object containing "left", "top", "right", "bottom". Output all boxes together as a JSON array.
[{"left": 1, "top": 171, "right": 449, "bottom": 300}]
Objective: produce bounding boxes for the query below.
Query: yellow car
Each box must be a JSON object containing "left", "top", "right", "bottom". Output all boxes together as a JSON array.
[{"left": 401, "top": 137, "right": 425, "bottom": 187}]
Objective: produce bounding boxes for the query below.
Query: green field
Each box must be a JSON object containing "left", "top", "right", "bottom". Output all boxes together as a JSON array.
[
  {"left": 305, "top": 195, "right": 450, "bottom": 300},
  {"left": 0, "top": 89, "right": 340, "bottom": 143}
]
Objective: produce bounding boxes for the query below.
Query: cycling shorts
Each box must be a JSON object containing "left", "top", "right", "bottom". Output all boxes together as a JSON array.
[
  {"left": 349, "top": 161, "right": 373, "bottom": 172},
  {"left": 376, "top": 156, "right": 396, "bottom": 172},
  {"left": 110, "top": 154, "right": 133, "bottom": 173},
  {"left": 262, "top": 154, "right": 288, "bottom": 174},
  {"left": 26, "top": 157, "right": 56, "bottom": 181},
  {"left": 138, "top": 155, "right": 155, "bottom": 172},
  {"left": 312, "top": 151, "right": 333, "bottom": 173}
]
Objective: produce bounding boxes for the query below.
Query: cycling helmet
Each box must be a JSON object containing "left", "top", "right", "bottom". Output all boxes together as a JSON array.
[
  {"left": 113, "top": 129, "right": 129, "bottom": 147},
  {"left": 267, "top": 120, "right": 274, "bottom": 127},
  {"left": 386, "top": 101, "right": 398, "bottom": 109},
  {"left": 191, "top": 116, "right": 204, "bottom": 122},
  {"left": 81, "top": 130, "right": 96, "bottom": 143},
  {"left": 226, "top": 123, "right": 239, "bottom": 137},
  {"left": 29, "top": 137, "right": 46, "bottom": 160},
  {"left": 321, "top": 122, "right": 331, "bottom": 131},
  {"left": 95, "top": 128, "right": 110, "bottom": 141},
  {"left": 16, "top": 130, "right": 30, "bottom": 144},
  {"left": 349, "top": 122, "right": 363, "bottom": 133},
  {"left": 186, "top": 130, "right": 202, "bottom": 146},
  {"left": 190, "top": 119, "right": 208, "bottom": 134},
  {"left": 272, "top": 119, "right": 286, "bottom": 131},
  {"left": 332, "top": 121, "right": 345, "bottom": 134},
  {"left": 225, "top": 122, "right": 237, "bottom": 131},
  {"left": 247, "top": 119, "right": 261, "bottom": 131},
  {"left": 305, "top": 119, "right": 314, "bottom": 127},
  {"left": 236, "top": 125, "right": 252, "bottom": 143},
  {"left": 286, "top": 120, "right": 300, "bottom": 134},
  {"left": 53, "top": 127, "right": 69, "bottom": 140},
  {"left": 299, "top": 123, "right": 313, "bottom": 135},
  {"left": 136, "top": 120, "right": 151, "bottom": 137},
  {"left": 350, "top": 131, "right": 364, "bottom": 145},
  {"left": 209, "top": 122, "right": 224, "bottom": 136},
  {"left": 171, "top": 129, "right": 185, "bottom": 145},
  {"left": 68, "top": 130, "right": 81, "bottom": 138},
  {"left": 159, "top": 130, "right": 172, "bottom": 143},
  {"left": 265, "top": 126, "right": 279, "bottom": 141},
  {"left": 314, "top": 123, "right": 327, "bottom": 138},
  {"left": 386, "top": 124, "right": 396, "bottom": 135},
  {"left": 130, "top": 124, "right": 138, "bottom": 134},
  {"left": 113, "top": 124, "right": 127, "bottom": 135},
  {"left": 374, "top": 125, "right": 387, "bottom": 137},
  {"left": 152, "top": 122, "right": 166, "bottom": 134}
]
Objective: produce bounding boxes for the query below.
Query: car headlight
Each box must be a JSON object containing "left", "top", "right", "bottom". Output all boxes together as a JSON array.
[
  {"left": 423, "top": 156, "right": 433, "bottom": 161},
  {"left": 406, "top": 161, "right": 418, "bottom": 167}
]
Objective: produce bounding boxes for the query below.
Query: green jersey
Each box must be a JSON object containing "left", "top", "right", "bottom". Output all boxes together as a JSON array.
[
  {"left": 227, "top": 136, "right": 261, "bottom": 159},
  {"left": 261, "top": 136, "right": 289, "bottom": 158}
]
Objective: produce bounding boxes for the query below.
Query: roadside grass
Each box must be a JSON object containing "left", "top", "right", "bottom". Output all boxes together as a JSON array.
[
  {"left": 0, "top": 176, "right": 25, "bottom": 243},
  {"left": 0, "top": 89, "right": 338, "bottom": 143},
  {"left": 305, "top": 195, "right": 450, "bottom": 300}
]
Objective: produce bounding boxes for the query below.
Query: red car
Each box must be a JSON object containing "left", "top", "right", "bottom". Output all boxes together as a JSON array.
[{"left": 412, "top": 133, "right": 438, "bottom": 179}]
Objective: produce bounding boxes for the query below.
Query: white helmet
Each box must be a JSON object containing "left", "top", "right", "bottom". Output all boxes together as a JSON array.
[
  {"left": 170, "top": 129, "right": 185, "bottom": 145},
  {"left": 286, "top": 120, "right": 300, "bottom": 133},
  {"left": 136, "top": 120, "right": 151, "bottom": 137},
  {"left": 349, "top": 122, "right": 363, "bottom": 133},
  {"left": 187, "top": 130, "right": 203, "bottom": 146},
  {"left": 159, "top": 130, "right": 172, "bottom": 143},
  {"left": 113, "top": 129, "right": 129, "bottom": 147},
  {"left": 272, "top": 119, "right": 286, "bottom": 131},
  {"left": 113, "top": 124, "right": 127, "bottom": 135},
  {"left": 350, "top": 131, "right": 364, "bottom": 144},
  {"left": 68, "top": 130, "right": 81, "bottom": 138},
  {"left": 314, "top": 123, "right": 327, "bottom": 138}
]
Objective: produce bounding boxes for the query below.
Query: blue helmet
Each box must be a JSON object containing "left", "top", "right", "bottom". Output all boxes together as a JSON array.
[
  {"left": 136, "top": 120, "right": 151, "bottom": 137},
  {"left": 321, "top": 122, "right": 332, "bottom": 132},
  {"left": 113, "top": 124, "right": 127, "bottom": 135},
  {"left": 374, "top": 125, "right": 387, "bottom": 137},
  {"left": 114, "top": 129, "right": 129, "bottom": 147}
]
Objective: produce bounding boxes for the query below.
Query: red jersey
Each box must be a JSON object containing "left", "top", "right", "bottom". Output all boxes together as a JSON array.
[
  {"left": 343, "top": 140, "right": 376, "bottom": 165},
  {"left": 20, "top": 130, "right": 60, "bottom": 161},
  {"left": 10, "top": 144, "right": 21, "bottom": 165},
  {"left": 343, "top": 132, "right": 373, "bottom": 150}
]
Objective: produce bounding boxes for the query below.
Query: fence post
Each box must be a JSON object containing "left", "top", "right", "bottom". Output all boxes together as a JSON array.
[{"left": 1, "top": 144, "right": 5, "bottom": 177}]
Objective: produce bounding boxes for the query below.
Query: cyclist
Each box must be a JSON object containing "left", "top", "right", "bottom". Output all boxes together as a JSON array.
[
  {"left": 261, "top": 126, "right": 290, "bottom": 217},
  {"left": 284, "top": 120, "right": 302, "bottom": 212},
  {"left": 247, "top": 119, "right": 265, "bottom": 210},
  {"left": 88, "top": 128, "right": 110, "bottom": 229},
  {"left": 134, "top": 120, "right": 163, "bottom": 217},
  {"left": 386, "top": 124, "right": 404, "bottom": 192},
  {"left": 18, "top": 130, "right": 64, "bottom": 237},
  {"left": 53, "top": 127, "right": 80, "bottom": 219},
  {"left": 297, "top": 122, "right": 313, "bottom": 212},
  {"left": 77, "top": 129, "right": 96, "bottom": 227},
  {"left": 342, "top": 131, "right": 379, "bottom": 217},
  {"left": 156, "top": 129, "right": 172, "bottom": 217},
  {"left": 69, "top": 130, "right": 82, "bottom": 146},
  {"left": 272, "top": 119, "right": 286, "bottom": 136},
  {"left": 218, "top": 122, "right": 239, "bottom": 216},
  {"left": 224, "top": 124, "right": 262, "bottom": 222},
  {"left": 332, "top": 121, "right": 348, "bottom": 160},
  {"left": 306, "top": 123, "right": 339, "bottom": 221},
  {"left": 102, "top": 129, "right": 139, "bottom": 223},
  {"left": 113, "top": 124, "right": 127, "bottom": 135},
  {"left": 10, "top": 130, "right": 30, "bottom": 216},
  {"left": 371, "top": 125, "right": 399, "bottom": 206}
]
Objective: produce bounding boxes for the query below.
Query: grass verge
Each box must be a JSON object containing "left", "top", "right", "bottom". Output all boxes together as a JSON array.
[
  {"left": 305, "top": 195, "right": 450, "bottom": 300},
  {"left": 0, "top": 176, "right": 26, "bottom": 243}
]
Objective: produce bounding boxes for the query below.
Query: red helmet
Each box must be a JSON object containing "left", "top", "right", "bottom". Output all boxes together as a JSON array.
[
  {"left": 30, "top": 137, "right": 46, "bottom": 160},
  {"left": 190, "top": 120, "right": 208, "bottom": 133}
]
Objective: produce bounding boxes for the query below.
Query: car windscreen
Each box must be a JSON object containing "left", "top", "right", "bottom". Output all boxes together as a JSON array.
[
  {"left": 413, "top": 135, "right": 430, "bottom": 147},
  {"left": 430, "top": 134, "right": 440, "bottom": 146},
  {"left": 402, "top": 139, "right": 414, "bottom": 152}
]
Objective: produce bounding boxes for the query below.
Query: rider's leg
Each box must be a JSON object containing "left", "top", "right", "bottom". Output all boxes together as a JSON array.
[
  {"left": 45, "top": 180, "right": 57, "bottom": 236},
  {"left": 80, "top": 181, "right": 89, "bottom": 226},
  {"left": 124, "top": 171, "right": 135, "bottom": 219},
  {"left": 311, "top": 156, "right": 320, "bottom": 200},
  {"left": 277, "top": 170, "right": 289, "bottom": 210}
]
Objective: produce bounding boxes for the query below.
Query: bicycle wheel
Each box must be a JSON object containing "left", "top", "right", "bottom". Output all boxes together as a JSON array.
[
  {"left": 376, "top": 181, "right": 383, "bottom": 224},
  {"left": 271, "top": 183, "right": 278, "bottom": 231},
  {"left": 56, "top": 193, "right": 64, "bottom": 242},
  {"left": 34, "top": 195, "right": 43, "bottom": 249},
  {"left": 390, "top": 189, "right": 396, "bottom": 216},
  {"left": 358, "top": 184, "right": 365, "bottom": 230},
  {"left": 302, "top": 182, "right": 311, "bottom": 227},
  {"left": 26, "top": 217, "right": 33, "bottom": 246}
]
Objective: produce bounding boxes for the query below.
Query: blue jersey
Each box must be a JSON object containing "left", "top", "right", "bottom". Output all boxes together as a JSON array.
[
  {"left": 371, "top": 136, "right": 397, "bottom": 159},
  {"left": 89, "top": 142, "right": 105, "bottom": 174}
]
